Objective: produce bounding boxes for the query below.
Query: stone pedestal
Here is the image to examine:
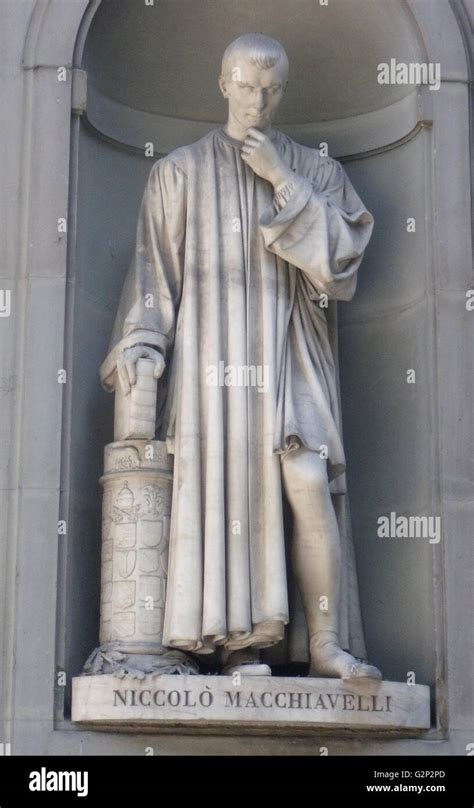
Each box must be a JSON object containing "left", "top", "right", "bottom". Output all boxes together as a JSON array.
[
  {"left": 72, "top": 674, "right": 431, "bottom": 733},
  {"left": 82, "top": 439, "right": 197, "bottom": 677}
]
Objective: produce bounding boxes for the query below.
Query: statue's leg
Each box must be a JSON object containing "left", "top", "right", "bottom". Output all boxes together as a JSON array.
[{"left": 281, "top": 448, "right": 381, "bottom": 680}]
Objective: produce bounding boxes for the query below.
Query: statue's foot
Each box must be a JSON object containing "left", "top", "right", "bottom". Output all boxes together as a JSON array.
[
  {"left": 221, "top": 662, "right": 272, "bottom": 676},
  {"left": 220, "top": 647, "right": 271, "bottom": 676},
  {"left": 309, "top": 631, "right": 382, "bottom": 681}
]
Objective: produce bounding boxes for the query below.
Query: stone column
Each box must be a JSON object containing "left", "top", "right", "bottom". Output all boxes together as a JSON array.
[{"left": 83, "top": 363, "right": 197, "bottom": 677}]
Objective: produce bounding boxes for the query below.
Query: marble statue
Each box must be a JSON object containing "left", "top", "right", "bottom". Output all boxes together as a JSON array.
[{"left": 98, "top": 33, "right": 382, "bottom": 682}]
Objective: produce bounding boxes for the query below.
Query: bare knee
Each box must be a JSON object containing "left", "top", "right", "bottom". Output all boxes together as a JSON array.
[{"left": 281, "top": 449, "right": 329, "bottom": 504}]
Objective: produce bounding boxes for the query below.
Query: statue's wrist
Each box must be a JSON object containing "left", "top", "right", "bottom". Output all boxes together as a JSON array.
[{"left": 270, "top": 167, "right": 294, "bottom": 191}]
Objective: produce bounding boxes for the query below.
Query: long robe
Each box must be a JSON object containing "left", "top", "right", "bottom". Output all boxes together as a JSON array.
[{"left": 100, "top": 127, "right": 374, "bottom": 661}]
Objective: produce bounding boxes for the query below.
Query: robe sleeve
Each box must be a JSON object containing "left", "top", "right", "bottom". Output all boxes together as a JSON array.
[
  {"left": 100, "top": 157, "right": 186, "bottom": 391},
  {"left": 259, "top": 156, "right": 374, "bottom": 301}
]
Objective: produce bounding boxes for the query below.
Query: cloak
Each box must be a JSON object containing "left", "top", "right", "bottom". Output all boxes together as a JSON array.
[{"left": 100, "top": 127, "right": 374, "bottom": 662}]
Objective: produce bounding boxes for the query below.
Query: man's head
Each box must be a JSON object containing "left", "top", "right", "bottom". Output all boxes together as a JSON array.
[{"left": 219, "top": 34, "right": 289, "bottom": 137}]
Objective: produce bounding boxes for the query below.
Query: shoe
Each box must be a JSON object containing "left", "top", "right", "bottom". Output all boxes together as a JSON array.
[{"left": 221, "top": 662, "right": 272, "bottom": 676}]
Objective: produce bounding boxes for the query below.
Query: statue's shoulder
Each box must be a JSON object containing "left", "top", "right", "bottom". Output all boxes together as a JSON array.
[
  {"left": 275, "top": 131, "right": 343, "bottom": 185},
  {"left": 153, "top": 130, "right": 219, "bottom": 176},
  {"left": 152, "top": 146, "right": 189, "bottom": 176}
]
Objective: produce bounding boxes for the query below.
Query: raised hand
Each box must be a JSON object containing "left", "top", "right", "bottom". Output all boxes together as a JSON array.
[{"left": 241, "top": 128, "right": 293, "bottom": 188}]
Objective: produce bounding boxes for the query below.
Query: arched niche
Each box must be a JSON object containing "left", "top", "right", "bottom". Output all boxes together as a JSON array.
[{"left": 38, "top": 0, "right": 469, "bottom": 742}]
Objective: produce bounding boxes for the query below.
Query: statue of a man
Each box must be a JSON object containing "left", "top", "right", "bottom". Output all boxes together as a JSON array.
[{"left": 100, "top": 33, "right": 381, "bottom": 681}]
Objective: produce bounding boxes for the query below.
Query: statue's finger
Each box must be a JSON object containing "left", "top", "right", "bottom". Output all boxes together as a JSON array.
[
  {"left": 125, "top": 358, "right": 137, "bottom": 387},
  {"left": 117, "top": 361, "right": 131, "bottom": 396},
  {"left": 129, "top": 346, "right": 143, "bottom": 361},
  {"left": 247, "top": 127, "right": 265, "bottom": 140},
  {"left": 154, "top": 356, "right": 165, "bottom": 379}
]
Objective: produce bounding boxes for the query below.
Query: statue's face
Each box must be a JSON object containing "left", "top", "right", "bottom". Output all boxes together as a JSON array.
[{"left": 220, "top": 56, "right": 287, "bottom": 133}]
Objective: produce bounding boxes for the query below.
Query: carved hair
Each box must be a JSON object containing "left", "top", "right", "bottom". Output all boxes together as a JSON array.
[{"left": 221, "top": 33, "right": 289, "bottom": 80}]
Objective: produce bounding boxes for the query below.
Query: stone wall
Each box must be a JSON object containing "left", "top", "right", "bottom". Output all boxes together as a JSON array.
[{"left": 0, "top": 0, "right": 472, "bottom": 755}]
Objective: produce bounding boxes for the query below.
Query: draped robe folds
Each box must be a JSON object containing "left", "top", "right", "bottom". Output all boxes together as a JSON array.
[{"left": 100, "top": 127, "right": 374, "bottom": 662}]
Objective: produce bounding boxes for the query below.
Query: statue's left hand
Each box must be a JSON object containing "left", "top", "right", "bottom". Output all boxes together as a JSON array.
[
  {"left": 116, "top": 345, "right": 165, "bottom": 396},
  {"left": 241, "top": 128, "right": 293, "bottom": 188}
]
